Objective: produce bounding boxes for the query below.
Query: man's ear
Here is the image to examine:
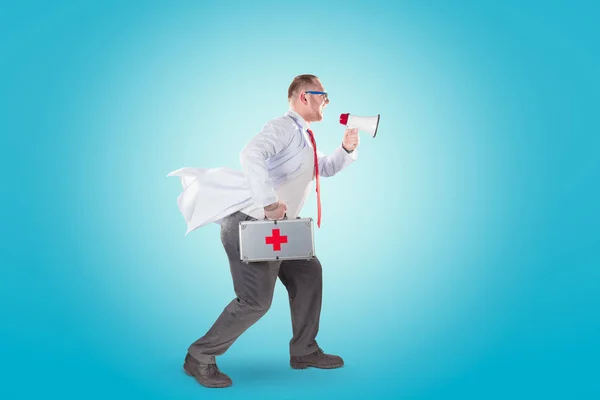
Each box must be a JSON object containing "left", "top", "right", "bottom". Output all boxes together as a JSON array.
[{"left": 301, "top": 93, "right": 308, "bottom": 105}]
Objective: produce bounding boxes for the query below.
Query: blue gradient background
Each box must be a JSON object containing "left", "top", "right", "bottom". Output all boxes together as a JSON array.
[{"left": 2, "top": 1, "right": 599, "bottom": 398}]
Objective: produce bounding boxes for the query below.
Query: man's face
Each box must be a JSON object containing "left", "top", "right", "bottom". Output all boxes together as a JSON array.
[{"left": 304, "top": 80, "right": 330, "bottom": 122}]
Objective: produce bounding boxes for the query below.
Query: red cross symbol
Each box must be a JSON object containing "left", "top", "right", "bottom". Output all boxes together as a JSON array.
[{"left": 265, "top": 228, "right": 288, "bottom": 251}]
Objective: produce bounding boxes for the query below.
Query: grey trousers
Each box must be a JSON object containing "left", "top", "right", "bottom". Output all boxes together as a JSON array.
[{"left": 188, "top": 211, "right": 323, "bottom": 364}]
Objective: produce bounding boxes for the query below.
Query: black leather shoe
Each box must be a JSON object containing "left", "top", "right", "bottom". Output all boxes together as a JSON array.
[
  {"left": 183, "top": 353, "right": 232, "bottom": 388},
  {"left": 290, "top": 348, "right": 344, "bottom": 369}
]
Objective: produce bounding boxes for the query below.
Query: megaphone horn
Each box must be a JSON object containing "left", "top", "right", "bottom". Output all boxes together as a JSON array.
[{"left": 340, "top": 113, "right": 380, "bottom": 138}]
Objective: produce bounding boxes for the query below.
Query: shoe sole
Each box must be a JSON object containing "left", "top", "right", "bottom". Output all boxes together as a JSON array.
[
  {"left": 183, "top": 362, "right": 232, "bottom": 388},
  {"left": 290, "top": 361, "right": 344, "bottom": 370}
]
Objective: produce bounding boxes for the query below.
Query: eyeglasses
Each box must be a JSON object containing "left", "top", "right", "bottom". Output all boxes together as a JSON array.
[{"left": 305, "top": 91, "right": 329, "bottom": 102}]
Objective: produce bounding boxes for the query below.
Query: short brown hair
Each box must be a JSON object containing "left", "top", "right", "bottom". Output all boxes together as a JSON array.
[{"left": 288, "top": 74, "right": 319, "bottom": 100}]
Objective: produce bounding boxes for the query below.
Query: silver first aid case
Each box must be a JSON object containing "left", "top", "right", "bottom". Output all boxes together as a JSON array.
[{"left": 239, "top": 217, "right": 315, "bottom": 263}]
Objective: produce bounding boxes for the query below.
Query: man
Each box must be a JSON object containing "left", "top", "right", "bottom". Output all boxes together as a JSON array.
[{"left": 168, "top": 74, "right": 360, "bottom": 388}]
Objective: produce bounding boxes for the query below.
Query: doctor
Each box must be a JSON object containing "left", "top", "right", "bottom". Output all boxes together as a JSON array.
[{"left": 170, "top": 74, "right": 359, "bottom": 388}]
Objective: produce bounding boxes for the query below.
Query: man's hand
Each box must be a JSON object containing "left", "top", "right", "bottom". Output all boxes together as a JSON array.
[
  {"left": 342, "top": 128, "right": 359, "bottom": 152},
  {"left": 264, "top": 201, "right": 287, "bottom": 220}
]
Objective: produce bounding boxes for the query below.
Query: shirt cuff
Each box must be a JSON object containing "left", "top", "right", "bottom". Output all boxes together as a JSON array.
[{"left": 340, "top": 144, "right": 358, "bottom": 160}]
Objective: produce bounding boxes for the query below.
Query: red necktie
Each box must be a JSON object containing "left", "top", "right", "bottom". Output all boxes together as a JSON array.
[{"left": 307, "top": 129, "right": 321, "bottom": 228}]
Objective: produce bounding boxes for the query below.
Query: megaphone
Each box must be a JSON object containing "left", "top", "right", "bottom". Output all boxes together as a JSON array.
[{"left": 339, "top": 113, "right": 380, "bottom": 138}]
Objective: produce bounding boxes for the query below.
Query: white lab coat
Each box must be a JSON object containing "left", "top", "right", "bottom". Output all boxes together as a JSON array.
[{"left": 168, "top": 110, "right": 357, "bottom": 235}]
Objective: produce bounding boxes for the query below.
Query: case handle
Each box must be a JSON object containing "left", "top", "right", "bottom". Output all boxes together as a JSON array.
[{"left": 264, "top": 213, "right": 288, "bottom": 221}]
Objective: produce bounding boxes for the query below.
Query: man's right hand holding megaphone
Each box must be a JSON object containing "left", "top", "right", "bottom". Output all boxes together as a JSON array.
[{"left": 341, "top": 126, "right": 360, "bottom": 153}]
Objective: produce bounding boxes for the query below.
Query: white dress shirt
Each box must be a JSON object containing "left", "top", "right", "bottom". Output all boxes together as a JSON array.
[{"left": 167, "top": 110, "right": 357, "bottom": 235}]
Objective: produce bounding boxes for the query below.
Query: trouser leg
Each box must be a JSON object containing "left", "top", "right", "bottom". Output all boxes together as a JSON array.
[
  {"left": 278, "top": 256, "right": 323, "bottom": 357},
  {"left": 188, "top": 212, "right": 281, "bottom": 364}
]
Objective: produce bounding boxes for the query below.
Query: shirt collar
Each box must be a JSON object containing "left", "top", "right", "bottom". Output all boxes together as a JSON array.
[{"left": 285, "top": 109, "right": 311, "bottom": 133}]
